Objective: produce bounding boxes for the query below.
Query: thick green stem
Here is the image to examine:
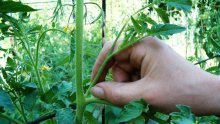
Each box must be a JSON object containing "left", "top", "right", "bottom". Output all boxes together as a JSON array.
[{"left": 75, "top": 0, "right": 85, "bottom": 123}]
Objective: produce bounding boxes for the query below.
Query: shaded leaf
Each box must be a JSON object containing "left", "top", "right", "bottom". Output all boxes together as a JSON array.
[
  {"left": 6, "top": 57, "right": 16, "bottom": 69},
  {"left": 154, "top": 8, "right": 169, "bottom": 23},
  {"left": 41, "top": 81, "right": 73, "bottom": 106},
  {"left": 0, "top": 23, "right": 9, "bottom": 29},
  {"left": 197, "top": 115, "right": 220, "bottom": 124},
  {"left": 23, "top": 90, "right": 38, "bottom": 111},
  {"left": 56, "top": 108, "right": 75, "bottom": 124},
  {"left": 131, "top": 116, "right": 145, "bottom": 124},
  {"left": 84, "top": 111, "right": 99, "bottom": 124},
  {"left": 0, "top": 89, "right": 14, "bottom": 112},
  {"left": 0, "top": 1, "right": 37, "bottom": 13}
]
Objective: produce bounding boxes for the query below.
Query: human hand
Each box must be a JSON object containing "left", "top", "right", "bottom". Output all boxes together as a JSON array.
[{"left": 91, "top": 37, "right": 220, "bottom": 115}]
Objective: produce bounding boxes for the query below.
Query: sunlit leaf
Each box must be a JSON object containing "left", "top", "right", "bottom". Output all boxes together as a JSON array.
[
  {"left": 131, "top": 16, "right": 142, "bottom": 33},
  {"left": 166, "top": 0, "right": 192, "bottom": 12},
  {"left": 149, "top": 24, "right": 186, "bottom": 36}
]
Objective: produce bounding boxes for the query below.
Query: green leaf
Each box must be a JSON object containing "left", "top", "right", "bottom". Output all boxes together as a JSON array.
[
  {"left": 206, "top": 66, "right": 220, "bottom": 75},
  {"left": 116, "top": 100, "right": 146, "bottom": 122},
  {"left": 0, "top": 116, "right": 11, "bottom": 124},
  {"left": 170, "top": 105, "right": 195, "bottom": 124},
  {"left": 26, "top": 25, "right": 42, "bottom": 33},
  {"left": 84, "top": 111, "right": 99, "bottom": 124},
  {"left": 131, "top": 116, "right": 145, "bottom": 124},
  {"left": 154, "top": 8, "right": 169, "bottom": 23},
  {"left": 166, "top": 0, "right": 192, "bottom": 12},
  {"left": 41, "top": 81, "right": 73, "bottom": 106},
  {"left": 52, "top": 22, "right": 56, "bottom": 28},
  {"left": 1, "top": 69, "right": 8, "bottom": 81},
  {"left": 131, "top": 16, "right": 142, "bottom": 33},
  {"left": 0, "top": 1, "right": 37, "bottom": 13},
  {"left": 56, "top": 108, "right": 75, "bottom": 124},
  {"left": 197, "top": 115, "right": 220, "bottom": 124},
  {"left": 154, "top": 112, "right": 170, "bottom": 121},
  {"left": 104, "top": 106, "right": 122, "bottom": 124},
  {"left": 139, "top": 13, "right": 157, "bottom": 25},
  {"left": 6, "top": 57, "right": 16, "bottom": 69},
  {"left": 23, "top": 90, "right": 38, "bottom": 111},
  {"left": 149, "top": 24, "right": 186, "bottom": 36},
  {"left": 0, "top": 24, "right": 9, "bottom": 29},
  {"left": 0, "top": 89, "right": 14, "bottom": 112}
]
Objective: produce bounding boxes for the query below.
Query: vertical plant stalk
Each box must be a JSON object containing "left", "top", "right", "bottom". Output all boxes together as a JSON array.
[{"left": 75, "top": 0, "right": 85, "bottom": 123}]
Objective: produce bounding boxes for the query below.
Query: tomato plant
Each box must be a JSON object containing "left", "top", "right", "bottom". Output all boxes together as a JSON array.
[{"left": 0, "top": 0, "right": 219, "bottom": 124}]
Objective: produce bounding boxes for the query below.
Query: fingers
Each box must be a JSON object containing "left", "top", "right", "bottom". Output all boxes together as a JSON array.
[
  {"left": 112, "top": 65, "right": 130, "bottom": 82},
  {"left": 91, "top": 80, "right": 145, "bottom": 106},
  {"left": 91, "top": 40, "right": 132, "bottom": 82},
  {"left": 92, "top": 36, "right": 162, "bottom": 83},
  {"left": 91, "top": 42, "right": 115, "bottom": 81}
]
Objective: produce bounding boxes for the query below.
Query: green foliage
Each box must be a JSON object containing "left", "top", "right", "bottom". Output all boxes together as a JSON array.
[
  {"left": 0, "top": 1, "right": 37, "bottom": 13},
  {"left": 149, "top": 24, "right": 186, "bottom": 36},
  {"left": 154, "top": 8, "right": 169, "bottom": 23},
  {"left": 84, "top": 111, "right": 99, "bottom": 124},
  {"left": 56, "top": 108, "right": 75, "bottom": 124},
  {"left": 116, "top": 100, "right": 147, "bottom": 122},
  {"left": 193, "top": 0, "right": 220, "bottom": 73},
  {"left": 0, "top": 89, "right": 14, "bottom": 112},
  {"left": 170, "top": 105, "right": 195, "bottom": 124},
  {"left": 166, "top": 0, "right": 192, "bottom": 12}
]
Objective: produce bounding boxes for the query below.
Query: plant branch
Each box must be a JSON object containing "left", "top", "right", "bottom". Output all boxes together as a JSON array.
[
  {"left": 194, "top": 54, "right": 220, "bottom": 65},
  {"left": 27, "top": 112, "right": 55, "bottom": 124},
  {"left": 85, "top": 4, "right": 152, "bottom": 97}
]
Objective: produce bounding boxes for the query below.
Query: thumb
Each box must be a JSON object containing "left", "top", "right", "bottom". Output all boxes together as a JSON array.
[{"left": 91, "top": 81, "right": 143, "bottom": 106}]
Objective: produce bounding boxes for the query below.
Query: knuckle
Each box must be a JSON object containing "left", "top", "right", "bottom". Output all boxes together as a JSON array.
[
  {"left": 111, "top": 90, "right": 123, "bottom": 104},
  {"left": 106, "top": 85, "right": 123, "bottom": 104},
  {"left": 143, "top": 36, "right": 163, "bottom": 49}
]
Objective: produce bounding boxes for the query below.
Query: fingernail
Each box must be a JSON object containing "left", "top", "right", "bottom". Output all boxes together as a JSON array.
[{"left": 91, "top": 86, "right": 104, "bottom": 98}]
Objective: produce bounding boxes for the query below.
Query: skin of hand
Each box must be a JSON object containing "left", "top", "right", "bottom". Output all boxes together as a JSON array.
[{"left": 91, "top": 36, "right": 220, "bottom": 115}]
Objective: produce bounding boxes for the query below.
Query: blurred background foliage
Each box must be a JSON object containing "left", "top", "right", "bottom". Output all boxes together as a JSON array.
[{"left": 0, "top": 0, "right": 219, "bottom": 123}]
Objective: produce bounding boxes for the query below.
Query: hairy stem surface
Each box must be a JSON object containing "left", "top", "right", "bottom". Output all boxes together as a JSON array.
[{"left": 75, "top": 0, "right": 85, "bottom": 123}]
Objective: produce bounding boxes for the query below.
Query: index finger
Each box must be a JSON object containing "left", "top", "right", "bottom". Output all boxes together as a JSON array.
[
  {"left": 91, "top": 41, "right": 115, "bottom": 82},
  {"left": 91, "top": 40, "right": 132, "bottom": 82}
]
